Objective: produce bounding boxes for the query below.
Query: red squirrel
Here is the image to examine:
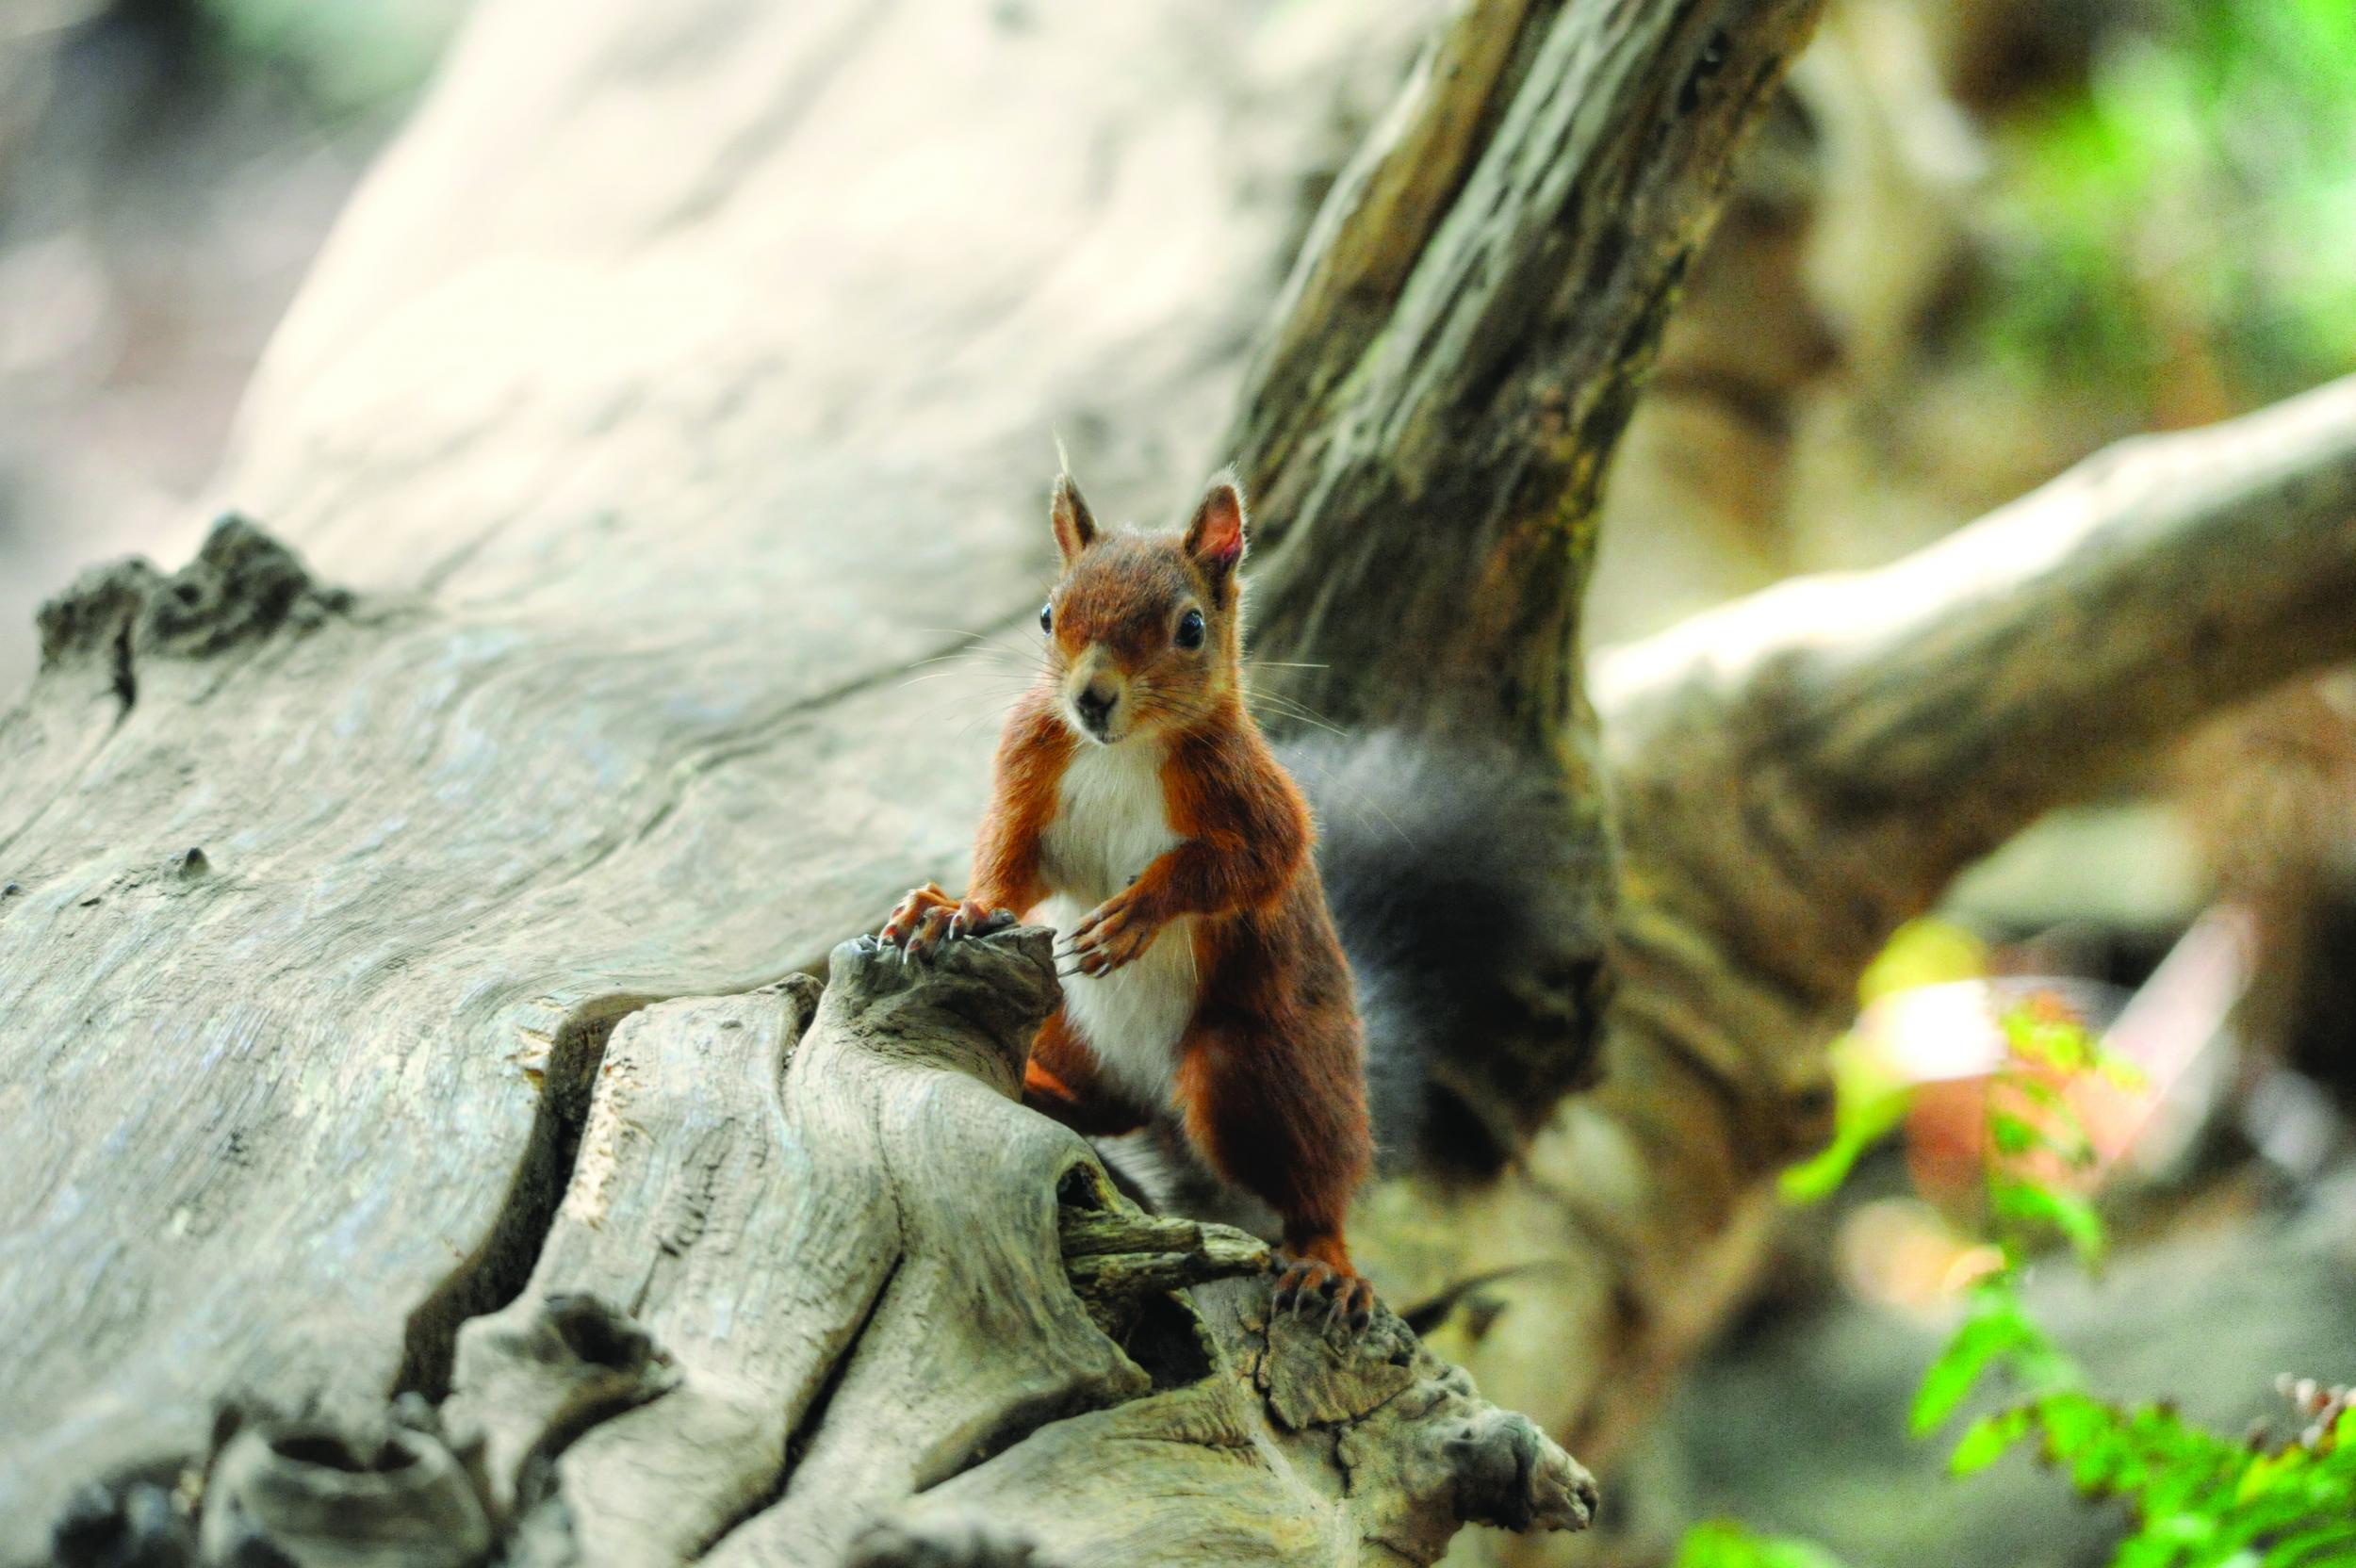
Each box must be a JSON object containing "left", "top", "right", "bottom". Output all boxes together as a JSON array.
[{"left": 882, "top": 468, "right": 1376, "bottom": 1325}]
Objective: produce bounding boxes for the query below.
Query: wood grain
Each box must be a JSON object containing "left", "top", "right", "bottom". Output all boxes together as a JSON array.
[{"left": 0, "top": 0, "right": 1443, "bottom": 1545}]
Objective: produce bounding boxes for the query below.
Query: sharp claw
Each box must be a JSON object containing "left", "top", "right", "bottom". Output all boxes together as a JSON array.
[
  {"left": 918, "top": 907, "right": 960, "bottom": 954},
  {"left": 1268, "top": 1256, "right": 1376, "bottom": 1335}
]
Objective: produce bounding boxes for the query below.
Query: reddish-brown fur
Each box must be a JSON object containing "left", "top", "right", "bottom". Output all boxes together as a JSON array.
[{"left": 884, "top": 470, "right": 1374, "bottom": 1317}]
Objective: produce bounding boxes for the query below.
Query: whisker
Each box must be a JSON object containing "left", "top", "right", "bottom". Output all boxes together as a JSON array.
[
  {"left": 906, "top": 619, "right": 1031, "bottom": 643},
  {"left": 906, "top": 649, "right": 1014, "bottom": 671},
  {"left": 898, "top": 668, "right": 1031, "bottom": 690},
  {"left": 1248, "top": 699, "right": 1346, "bottom": 737}
]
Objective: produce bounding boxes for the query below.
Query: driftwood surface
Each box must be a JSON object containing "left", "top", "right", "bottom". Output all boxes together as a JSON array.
[
  {"left": 8, "top": 0, "right": 2356, "bottom": 1564},
  {"left": 2, "top": 0, "right": 1599, "bottom": 1560}
]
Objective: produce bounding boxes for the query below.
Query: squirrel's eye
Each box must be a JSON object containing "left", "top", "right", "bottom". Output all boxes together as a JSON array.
[
  {"left": 1039, "top": 601, "right": 1054, "bottom": 635},
  {"left": 1175, "top": 608, "right": 1206, "bottom": 649}
]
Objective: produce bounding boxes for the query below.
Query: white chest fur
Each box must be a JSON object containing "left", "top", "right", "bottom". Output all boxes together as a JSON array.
[{"left": 1039, "top": 739, "right": 1197, "bottom": 1110}]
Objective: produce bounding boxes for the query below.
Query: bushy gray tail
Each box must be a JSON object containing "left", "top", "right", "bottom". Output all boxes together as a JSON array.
[{"left": 1279, "top": 730, "right": 1611, "bottom": 1177}]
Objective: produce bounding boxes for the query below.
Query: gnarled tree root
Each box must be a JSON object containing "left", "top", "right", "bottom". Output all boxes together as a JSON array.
[{"left": 129, "top": 923, "right": 1591, "bottom": 1568}]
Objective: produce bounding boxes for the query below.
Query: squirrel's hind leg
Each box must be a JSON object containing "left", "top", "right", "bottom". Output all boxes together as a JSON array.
[
  {"left": 1022, "top": 1011, "right": 1153, "bottom": 1137},
  {"left": 1174, "top": 1012, "right": 1377, "bottom": 1330}
]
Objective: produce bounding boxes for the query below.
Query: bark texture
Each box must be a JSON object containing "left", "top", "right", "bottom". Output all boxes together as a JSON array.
[
  {"left": 1227, "top": 0, "right": 1832, "bottom": 1148},
  {"left": 1235, "top": 0, "right": 1826, "bottom": 753}
]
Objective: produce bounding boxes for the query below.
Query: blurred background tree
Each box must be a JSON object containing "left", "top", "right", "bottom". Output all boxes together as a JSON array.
[
  {"left": 1977, "top": 0, "right": 2356, "bottom": 425},
  {"left": 1564, "top": 3, "right": 2356, "bottom": 1562},
  {"left": 0, "top": 0, "right": 461, "bottom": 691}
]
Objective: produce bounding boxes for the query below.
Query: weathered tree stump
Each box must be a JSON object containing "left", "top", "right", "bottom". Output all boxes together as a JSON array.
[{"left": 64, "top": 920, "right": 1593, "bottom": 1566}]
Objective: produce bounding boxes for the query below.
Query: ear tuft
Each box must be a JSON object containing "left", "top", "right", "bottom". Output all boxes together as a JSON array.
[
  {"left": 1051, "top": 470, "right": 1097, "bottom": 564},
  {"left": 1184, "top": 469, "right": 1247, "bottom": 583}
]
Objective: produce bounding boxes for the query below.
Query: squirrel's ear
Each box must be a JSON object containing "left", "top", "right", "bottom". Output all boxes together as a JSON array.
[
  {"left": 1184, "top": 471, "right": 1247, "bottom": 587},
  {"left": 1050, "top": 472, "right": 1097, "bottom": 564}
]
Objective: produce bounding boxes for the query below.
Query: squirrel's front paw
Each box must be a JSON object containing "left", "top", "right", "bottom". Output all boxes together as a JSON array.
[
  {"left": 884, "top": 885, "right": 1014, "bottom": 959},
  {"left": 881, "top": 883, "right": 955, "bottom": 949},
  {"left": 1063, "top": 890, "right": 1163, "bottom": 976}
]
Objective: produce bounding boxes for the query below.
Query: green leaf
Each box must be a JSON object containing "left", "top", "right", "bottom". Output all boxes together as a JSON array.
[
  {"left": 1913, "top": 1293, "right": 2042, "bottom": 1434},
  {"left": 1672, "top": 1522, "right": 1853, "bottom": 1568},
  {"left": 2264, "top": 1522, "right": 2356, "bottom": 1568},
  {"left": 1781, "top": 1033, "right": 1916, "bottom": 1206},
  {"left": 1779, "top": 1086, "right": 1911, "bottom": 1204},
  {"left": 1990, "top": 1178, "right": 2107, "bottom": 1266},
  {"left": 2239, "top": 1448, "right": 2302, "bottom": 1503},
  {"left": 1950, "top": 1410, "right": 2032, "bottom": 1475},
  {"left": 1989, "top": 1111, "right": 2042, "bottom": 1157}
]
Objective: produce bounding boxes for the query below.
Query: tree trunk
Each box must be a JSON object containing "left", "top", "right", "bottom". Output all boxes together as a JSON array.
[
  {"left": 8, "top": 1, "right": 2356, "bottom": 1565},
  {"left": 1372, "top": 373, "right": 2356, "bottom": 1565}
]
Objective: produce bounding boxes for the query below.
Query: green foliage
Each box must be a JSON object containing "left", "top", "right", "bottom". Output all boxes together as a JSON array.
[
  {"left": 1909, "top": 1004, "right": 2356, "bottom": 1564},
  {"left": 1909, "top": 1277, "right": 2069, "bottom": 1435},
  {"left": 1973, "top": 999, "right": 2121, "bottom": 1270},
  {"left": 1780, "top": 921, "right": 1985, "bottom": 1204},
  {"left": 1664, "top": 1463, "right": 2356, "bottom": 1568},
  {"left": 1776, "top": 1036, "right": 1912, "bottom": 1204},
  {"left": 1988, "top": 1175, "right": 2105, "bottom": 1267},
  {"left": 1896, "top": 998, "right": 2106, "bottom": 1438},
  {"left": 1979, "top": 0, "right": 2356, "bottom": 409},
  {"left": 1954, "top": 1396, "right": 2356, "bottom": 1568},
  {"left": 1673, "top": 1521, "right": 1855, "bottom": 1568},
  {"left": 1689, "top": 955, "right": 2356, "bottom": 1567}
]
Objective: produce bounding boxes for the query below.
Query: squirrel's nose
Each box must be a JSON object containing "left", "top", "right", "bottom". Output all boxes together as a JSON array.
[{"left": 1075, "top": 678, "right": 1120, "bottom": 736}]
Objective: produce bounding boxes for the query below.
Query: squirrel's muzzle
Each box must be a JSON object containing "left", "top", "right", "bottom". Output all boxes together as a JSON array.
[{"left": 1073, "top": 674, "right": 1121, "bottom": 741}]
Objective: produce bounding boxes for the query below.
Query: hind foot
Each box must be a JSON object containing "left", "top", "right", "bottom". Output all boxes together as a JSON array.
[{"left": 1271, "top": 1253, "right": 1376, "bottom": 1333}]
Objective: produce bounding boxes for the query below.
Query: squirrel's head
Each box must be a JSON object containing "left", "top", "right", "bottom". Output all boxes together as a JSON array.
[{"left": 1038, "top": 469, "right": 1247, "bottom": 746}]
